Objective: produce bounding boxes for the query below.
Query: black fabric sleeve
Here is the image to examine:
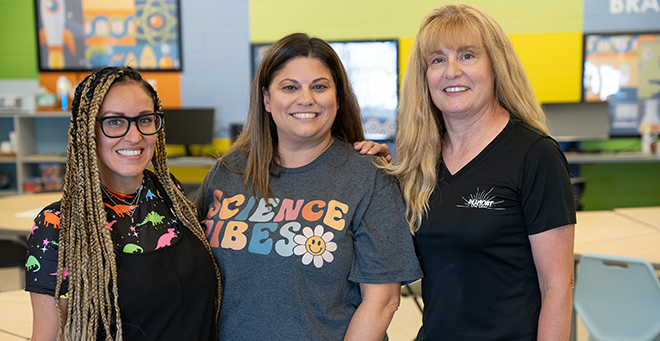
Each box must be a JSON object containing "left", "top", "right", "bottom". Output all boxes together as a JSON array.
[
  {"left": 25, "top": 202, "right": 68, "bottom": 297},
  {"left": 520, "top": 137, "right": 577, "bottom": 235}
]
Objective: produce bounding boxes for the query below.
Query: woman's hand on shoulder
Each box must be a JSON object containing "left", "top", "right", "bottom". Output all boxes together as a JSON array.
[{"left": 353, "top": 141, "right": 392, "bottom": 162}]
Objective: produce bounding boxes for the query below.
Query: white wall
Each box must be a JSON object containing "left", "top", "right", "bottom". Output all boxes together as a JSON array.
[{"left": 179, "top": 0, "right": 251, "bottom": 138}]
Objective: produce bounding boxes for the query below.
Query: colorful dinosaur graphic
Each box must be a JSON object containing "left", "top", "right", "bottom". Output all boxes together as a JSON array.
[
  {"left": 31, "top": 223, "right": 39, "bottom": 234},
  {"left": 136, "top": 211, "right": 165, "bottom": 227},
  {"left": 123, "top": 244, "right": 144, "bottom": 254},
  {"left": 49, "top": 267, "right": 68, "bottom": 279},
  {"left": 43, "top": 211, "right": 60, "bottom": 229},
  {"left": 107, "top": 220, "right": 117, "bottom": 231},
  {"left": 26, "top": 255, "right": 40, "bottom": 272},
  {"left": 104, "top": 202, "right": 137, "bottom": 217},
  {"left": 155, "top": 228, "right": 178, "bottom": 249},
  {"left": 145, "top": 189, "right": 156, "bottom": 200}
]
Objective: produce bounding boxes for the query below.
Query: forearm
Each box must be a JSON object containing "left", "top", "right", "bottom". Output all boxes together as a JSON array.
[
  {"left": 537, "top": 286, "right": 574, "bottom": 341},
  {"left": 343, "top": 283, "right": 400, "bottom": 341}
]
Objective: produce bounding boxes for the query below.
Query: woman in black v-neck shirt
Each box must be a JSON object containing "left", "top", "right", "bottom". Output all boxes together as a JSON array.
[{"left": 381, "top": 4, "right": 576, "bottom": 340}]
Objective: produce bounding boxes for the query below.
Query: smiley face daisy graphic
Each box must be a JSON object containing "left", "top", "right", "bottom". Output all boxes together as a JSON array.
[{"left": 293, "top": 225, "right": 337, "bottom": 268}]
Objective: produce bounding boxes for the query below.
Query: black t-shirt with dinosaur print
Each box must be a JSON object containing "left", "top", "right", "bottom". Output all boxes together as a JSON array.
[{"left": 25, "top": 170, "right": 184, "bottom": 296}]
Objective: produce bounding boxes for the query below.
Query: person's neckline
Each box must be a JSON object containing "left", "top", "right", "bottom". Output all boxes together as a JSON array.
[
  {"left": 275, "top": 138, "right": 340, "bottom": 174},
  {"left": 276, "top": 136, "right": 335, "bottom": 169},
  {"left": 442, "top": 116, "right": 513, "bottom": 178}
]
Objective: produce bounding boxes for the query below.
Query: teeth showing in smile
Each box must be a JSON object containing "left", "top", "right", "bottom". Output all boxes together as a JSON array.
[
  {"left": 292, "top": 113, "right": 317, "bottom": 119},
  {"left": 117, "top": 149, "right": 142, "bottom": 156},
  {"left": 444, "top": 86, "right": 469, "bottom": 93}
]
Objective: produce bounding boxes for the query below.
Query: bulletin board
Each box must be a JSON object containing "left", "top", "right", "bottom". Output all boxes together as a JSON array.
[
  {"left": 35, "top": 0, "right": 182, "bottom": 71},
  {"left": 583, "top": 32, "right": 660, "bottom": 136}
]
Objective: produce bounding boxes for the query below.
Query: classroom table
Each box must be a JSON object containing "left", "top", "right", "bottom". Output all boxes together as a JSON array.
[
  {"left": 0, "top": 192, "right": 62, "bottom": 237},
  {"left": 574, "top": 210, "right": 660, "bottom": 246},
  {"left": 613, "top": 206, "right": 660, "bottom": 232},
  {"left": 0, "top": 193, "right": 60, "bottom": 340},
  {"left": 574, "top": 233, "right": 660, "bottom": 267},
  {"left": 0, "top": 290, "right": 31, "bottom": 340},
  {"left": 574, "top": 209, "right": 660, "bottom": 268}
]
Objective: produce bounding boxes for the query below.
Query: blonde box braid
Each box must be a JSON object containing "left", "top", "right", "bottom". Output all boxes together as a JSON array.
[{"left": 54, "top": 67, "right": 222, "bottom": 341}]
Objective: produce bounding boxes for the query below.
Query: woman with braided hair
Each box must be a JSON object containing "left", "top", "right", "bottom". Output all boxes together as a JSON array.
[{"left": 25, "top": 66, "right": 222, "bottom": 340}]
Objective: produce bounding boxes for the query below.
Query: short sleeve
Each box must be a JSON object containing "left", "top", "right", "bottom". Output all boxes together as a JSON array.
[
  {"left": 348, "top": 171, "right": 423, "bottom": 285},
  {"left": 521, "top": 137, "right": 577, "bottom": 235},
  {"left": 25, "top": 202, "right": 68, "bottom": 297}
]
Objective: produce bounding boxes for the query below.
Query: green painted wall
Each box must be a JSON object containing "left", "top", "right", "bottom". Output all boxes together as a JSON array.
[
  {"left": 578, "top": 139, "right": 659, "bottom": 210},
  {"left": 0, "top": 0, "right": 38, "bottom": 79},
  {"left": 580, "top": 163, "right": 660, "bottom": 210}
]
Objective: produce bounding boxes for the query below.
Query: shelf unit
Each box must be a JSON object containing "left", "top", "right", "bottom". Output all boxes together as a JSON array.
[
  {"left": 0, "top": 111, "right": 70, "bottom": 196},
  {"left": 0, "top": 111, "right": 217, "bottom": 197}
]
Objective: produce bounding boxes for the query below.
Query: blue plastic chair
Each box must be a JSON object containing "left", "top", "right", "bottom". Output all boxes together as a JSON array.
[{"left": 574, "top": 252, "right": 660, "bottom": 341}]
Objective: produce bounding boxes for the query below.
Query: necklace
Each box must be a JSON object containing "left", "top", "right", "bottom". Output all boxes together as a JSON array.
[{"left": 101, "top": 183, "right": 143, "bottom": 222}]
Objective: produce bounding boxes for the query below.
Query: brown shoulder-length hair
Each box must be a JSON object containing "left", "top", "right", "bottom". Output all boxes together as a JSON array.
[
  {"left": 224, "top": 32, "right": 363, "bottom": 200},
  {"left": 382, "top": 3, "right": 548, "bottom": 233}
]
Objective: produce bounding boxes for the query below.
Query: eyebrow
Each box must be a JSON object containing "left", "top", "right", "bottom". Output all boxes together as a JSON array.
[
  {"left": 430, "top": 45, "right": 479, "bottom": 55},
  {"left": 278, "top": 77, "right": 331, "bottom": 85},
  {"left": 99, "top": 110, "right": 153, "bottom": 117},
  {"left": 457, "top": 45, "right": 479, "bottom": 52}
]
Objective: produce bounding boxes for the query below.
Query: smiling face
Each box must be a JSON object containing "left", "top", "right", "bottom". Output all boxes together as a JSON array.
[
  {"left": 96, "top": 82, "right": 156, "bottom": 193},
  {"left": 305, "top": 236, "right": 326, "bottom": 256},
  {"left": 263, "top": 57, "right": 338, "bottom": 149},
  {"left": 426, "top": 40, "right": 497, "bottom": 118}
]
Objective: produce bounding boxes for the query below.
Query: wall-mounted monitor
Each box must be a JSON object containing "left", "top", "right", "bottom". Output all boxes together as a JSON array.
[
  {"left": 544, "top": 102, "right": 610, "bottom": 142},
  {"left": 163, "top": 108, "right": 214, "bottom": 156},
  {"left": 251, "top": 40, "right": 399, "bottom": 140},
  {"left": 34, "top": 0, "right": 182, "bottom": 71},
  {"left": 582, "top": 32, "right": 660, "bottom": 136}
]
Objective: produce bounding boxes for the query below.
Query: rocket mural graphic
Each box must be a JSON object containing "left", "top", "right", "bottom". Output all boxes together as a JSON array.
[{"left": 38, "top": 0, "right": 77, "bottom": 69}]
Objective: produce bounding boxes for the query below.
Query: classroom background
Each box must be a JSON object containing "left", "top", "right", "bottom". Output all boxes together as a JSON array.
[{"left": 0, "top": 0, "right": 659, "bottom": 210}]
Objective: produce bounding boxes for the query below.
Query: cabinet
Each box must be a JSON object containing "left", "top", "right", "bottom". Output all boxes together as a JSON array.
[{"left": 0, "top": 111, "right": 70, "bottom": 196}]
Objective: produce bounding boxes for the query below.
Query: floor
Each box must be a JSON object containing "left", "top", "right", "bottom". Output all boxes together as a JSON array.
[{"left": 0, "top": 269, "right": 587, "bottom": 341}]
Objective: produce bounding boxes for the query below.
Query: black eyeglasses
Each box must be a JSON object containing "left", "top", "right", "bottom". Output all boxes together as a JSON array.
[{"left": 96, "top": 113, "right": 164, "bottom": 138}]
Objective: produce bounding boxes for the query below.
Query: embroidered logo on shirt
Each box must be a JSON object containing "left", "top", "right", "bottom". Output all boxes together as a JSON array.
[
  {"left": 293, "top": 225, "right": 337, "bottom": 268},
  {"left": 457, "top": 187, "right": 504, "bottom": 210}
]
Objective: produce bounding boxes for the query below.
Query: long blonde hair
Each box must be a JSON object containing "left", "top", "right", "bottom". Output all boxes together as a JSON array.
[
  {"left": 383, "top": 3, "right": 548, "bottom": 233},
  {"left": 56, "top": 66, "right": 222, "bottom": 340}
]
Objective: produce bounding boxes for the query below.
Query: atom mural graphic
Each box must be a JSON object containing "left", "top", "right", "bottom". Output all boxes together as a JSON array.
[{"left": 134, "top": 0, "right": 178, "bottom": 46}]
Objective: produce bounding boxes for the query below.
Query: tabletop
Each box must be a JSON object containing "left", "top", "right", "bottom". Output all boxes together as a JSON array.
[
  {"left": 0, "top": 192, "right": 62, "bottom": 236},
  {"left": 574, "top": 210, "right": 660, "bottom": 268},
  {"left": 613, "top": 206, "right": 660, "bottom": 232}
]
